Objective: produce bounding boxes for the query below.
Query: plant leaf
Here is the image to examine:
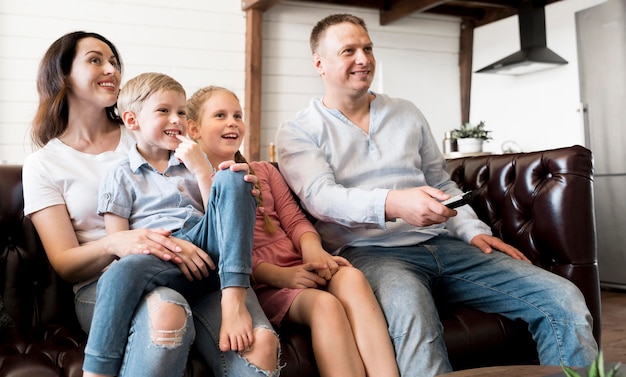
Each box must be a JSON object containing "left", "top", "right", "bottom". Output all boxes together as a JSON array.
[{"left": 561, "top": 364, "right": 582, "bottom": 377}]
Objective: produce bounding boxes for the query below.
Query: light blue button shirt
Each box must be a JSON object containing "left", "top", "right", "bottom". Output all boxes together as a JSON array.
[
  {"left": 97, "top": 145, "right": 204, "bottom": 232},
  {"left": 275, "top": 92, "right": 491, "bottom": 253}
]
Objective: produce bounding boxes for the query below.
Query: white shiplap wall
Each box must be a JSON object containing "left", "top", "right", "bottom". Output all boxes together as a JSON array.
[
  {"left": 0, "top": 0, "right": 462, "bottom": 163},
  {"left": 0, "top": 0, "right": 247, "bottom": 163},
  {"left": 260, "top": 3, "right": 462, "bottom": 160}
]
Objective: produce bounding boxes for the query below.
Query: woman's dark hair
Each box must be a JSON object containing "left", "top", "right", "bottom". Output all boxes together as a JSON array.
[{"left": 31, "top": 31, "right": 123, "bottom": 147}]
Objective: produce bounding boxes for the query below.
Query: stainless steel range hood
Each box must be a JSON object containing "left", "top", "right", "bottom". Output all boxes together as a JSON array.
[{"left": 476, "top": 0, "right": 568, "bottom": 75}]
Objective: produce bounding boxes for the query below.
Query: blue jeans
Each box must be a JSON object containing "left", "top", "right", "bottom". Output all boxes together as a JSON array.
[
  {"left": 76, "top": 286, "right": 280, "bottom": 377},
  {"left": 82, "top": 169, "right": 258, "bottom": 375},
  {"left": 76, "top": 285, "right": 194, "bottom": 377},
  {"left": 191, "top": 289, "right": 281, "bottom": 376},
  {"left": 340, "top": 235, "right": 598, "bottom": 376}
]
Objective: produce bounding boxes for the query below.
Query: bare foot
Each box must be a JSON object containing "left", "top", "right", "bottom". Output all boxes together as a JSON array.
[{"left": 219, "top": 287, "right": 253, "bottom": 352}]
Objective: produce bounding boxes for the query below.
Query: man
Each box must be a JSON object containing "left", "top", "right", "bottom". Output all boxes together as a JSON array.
[{"left": 275, "top": 13, "right": 598, "bottom": 376}]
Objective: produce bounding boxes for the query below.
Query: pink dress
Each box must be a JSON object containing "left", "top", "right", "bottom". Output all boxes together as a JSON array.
[{"left": 249, "top": 161, "right": 318, "bottom": 326}]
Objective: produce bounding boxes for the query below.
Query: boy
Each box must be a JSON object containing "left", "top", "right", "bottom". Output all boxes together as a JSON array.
[{"left": 85, "top": 72, "right": 257, "bottom": 374}]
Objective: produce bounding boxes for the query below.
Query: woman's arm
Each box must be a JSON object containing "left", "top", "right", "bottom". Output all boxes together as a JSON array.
[{"left": 31, "top": 204, "right": 184, "bottom": 283}]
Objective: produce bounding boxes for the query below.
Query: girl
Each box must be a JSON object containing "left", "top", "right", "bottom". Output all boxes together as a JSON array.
[{"left": 186, "top": 85, "right": 400, "bottom": 377}]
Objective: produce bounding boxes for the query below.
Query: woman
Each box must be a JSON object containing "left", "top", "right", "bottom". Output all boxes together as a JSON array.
[{"left": 22, "top": 31, "right": 279, "bottom": 377}]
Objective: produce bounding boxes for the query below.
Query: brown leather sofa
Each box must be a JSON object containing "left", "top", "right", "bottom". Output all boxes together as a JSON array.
[{"left": 0, "top": 145, "right": 601, "bottom": 376}]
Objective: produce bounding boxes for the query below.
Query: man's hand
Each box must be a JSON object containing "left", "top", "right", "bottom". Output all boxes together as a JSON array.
[
  {"left": 386, "top": 186, "right": 457, "bottom": 227},
  {"left": 470, "top": 234, "right": 531, "bottom": 263}
]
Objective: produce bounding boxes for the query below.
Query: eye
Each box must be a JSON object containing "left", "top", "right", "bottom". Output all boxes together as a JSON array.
[
  {"left": 90, "top": 57, "right": 102, "bottom": 64},
  {"left": 178, "top": 110, "right": 187, "bottom": 117},
  {"left": 364, "top": 46, "right": 373, "bottom": 54},
  {"left": 157, "top": 108, "right": 169, "bottom": 113},
  {"left": 215, "top": 112, "right": 225, "bottom": 119},
  {"left": 110, "top": 58, "right": 121, "bottom": 71},
  {"left": 234, "top": 113, "right": 243, "bottom": 120}
]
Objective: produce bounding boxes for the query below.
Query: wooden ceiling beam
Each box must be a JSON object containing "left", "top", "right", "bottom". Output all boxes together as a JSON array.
[
  {"left": 380, "top": 0, "right": 446, "bottom": 25},
  {"left": 242, "top": 0, "right": 284, "bottom": 11}
]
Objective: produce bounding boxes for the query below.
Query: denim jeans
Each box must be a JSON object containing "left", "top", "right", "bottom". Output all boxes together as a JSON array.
[
  {"left": 340, "top": 234, "right": 598, "bottom": 376},
  {"left": 82, "top": 169, "right": 258, "bottom": 375},
  {"left": 76, "top": 284, "right": 194, "bottom": 377},
  {"left": 76, "top": 285, "right": 279, "bottom": 377},
  {"left": 191, "top": 289, "right": 282, "bottom": 376}
]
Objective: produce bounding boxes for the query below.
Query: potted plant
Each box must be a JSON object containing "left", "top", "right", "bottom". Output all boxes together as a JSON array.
[
  {"left": 560, "top": 351, "right": 623, "bottom": 377},
  {"left": 451, "top": 121, "right": 492, "bottom": 153}
]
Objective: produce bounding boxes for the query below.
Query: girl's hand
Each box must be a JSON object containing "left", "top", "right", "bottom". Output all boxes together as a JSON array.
[
  {"left": 218, "top": 160, "right": 259, "bottom": 198},
  {"left": 275, "top": 262, "right": 328, "bottom": 289}
]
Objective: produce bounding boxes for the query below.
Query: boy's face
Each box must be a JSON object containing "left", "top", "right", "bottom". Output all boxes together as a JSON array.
[
  {"left": 188, "top": 90, "right": 245, "bottom": 163},
  {"left": 125, "top": 89, "right": 188, "bottom": 153}
]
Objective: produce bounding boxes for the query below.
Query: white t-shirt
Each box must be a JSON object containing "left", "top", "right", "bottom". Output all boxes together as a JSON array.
[{"left": 23, "top": 127, "right": 135, "bottom": 245}]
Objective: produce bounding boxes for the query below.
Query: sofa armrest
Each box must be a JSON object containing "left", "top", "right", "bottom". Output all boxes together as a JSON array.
[{"left": 445, "top": 145, "right": 601, "bottom": 342}]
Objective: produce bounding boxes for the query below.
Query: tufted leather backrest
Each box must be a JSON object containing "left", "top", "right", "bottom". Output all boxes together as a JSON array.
[
  {"left": 0, "top": 165, "right": 78, "bottom": 336},
  {"left": 445, "top": 145, "right": 601, "bottom": 341}
]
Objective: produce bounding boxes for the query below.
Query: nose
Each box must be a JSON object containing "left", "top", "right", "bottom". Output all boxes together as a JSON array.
[
  {"left": 227, "top": 116, "right": 239, "bottom": 127},
  {"left": 355, "top": 49, "right": 370, "bottom": 65},
  {"left": 103, "top": 61, "right": 118, "bottom": 75}
]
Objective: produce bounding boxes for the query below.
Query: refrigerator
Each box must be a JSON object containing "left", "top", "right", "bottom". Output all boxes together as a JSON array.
[{"left": 576, "top": 0, "right": 626, "bottom": 290}]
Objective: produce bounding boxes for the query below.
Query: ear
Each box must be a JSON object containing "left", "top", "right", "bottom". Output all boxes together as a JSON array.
[
  {"left": 312, "top": 53, "right": 324, "bottom": 76},
  {"left": 122, "top": 111, "right": 140, "bottom": 131},
  {"left": 187, "top": 119, "right": 201, "bottom": 140}
]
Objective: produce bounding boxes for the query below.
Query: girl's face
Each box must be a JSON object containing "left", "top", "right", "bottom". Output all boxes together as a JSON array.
[
  {"left": 126, "top": 89, "right": 188, "bottom": 156},
  {"left": 67, "top": 37, "right": 121, "bottom": 111},
  {"left": 188, "top": 90, "right": 245, "bottom": 165}
]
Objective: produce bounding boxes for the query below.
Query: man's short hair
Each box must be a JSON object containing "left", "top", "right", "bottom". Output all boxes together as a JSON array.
[{"left": 309, "top": 14, "right": 368, "bottom": 54}]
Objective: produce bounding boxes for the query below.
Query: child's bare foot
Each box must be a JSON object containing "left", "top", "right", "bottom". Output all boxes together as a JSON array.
[{"left": 219, "top": 287, "right": 253, "bottom": 352}]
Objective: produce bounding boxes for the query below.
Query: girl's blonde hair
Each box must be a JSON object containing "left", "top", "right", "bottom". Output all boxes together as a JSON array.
[{"left": 187, "top": 86, "right": 276, "bottom": 234}]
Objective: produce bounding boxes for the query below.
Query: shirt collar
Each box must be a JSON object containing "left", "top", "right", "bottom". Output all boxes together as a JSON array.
[{"left": 128, "top": 144, "right": 182, "bottom": 173}]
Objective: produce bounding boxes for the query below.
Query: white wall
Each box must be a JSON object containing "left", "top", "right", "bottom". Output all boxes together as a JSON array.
[
  {"left": 0, "top": 0, "right": 606, "bottom": 163},
  {"left": 471, "top": 0, "right": 606, "bottom": 153},
  {"left": 261, "top": 3, "right": 462, "bottom": 159},
  {"left": 0, "top": 0, "right": 461, "bottom": 163},
  {"left": 0, "top": 0, "right": 247, "bottom": 163}
]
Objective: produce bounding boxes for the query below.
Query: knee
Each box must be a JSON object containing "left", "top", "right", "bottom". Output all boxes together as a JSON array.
[
  {"left": 241, "top": 327, "right": 280, "bottom": 373},
  {"left": 330, "top": 266, "right": 373, "bottom": 297},
  {"left": 311, "top": 291, "right": 346, "bottom": 319},
  {"left": 146, "top": 289, "right": 194, "bottom": 348}
]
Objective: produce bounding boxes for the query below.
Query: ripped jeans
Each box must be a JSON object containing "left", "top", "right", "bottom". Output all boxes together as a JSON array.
[
  {"left": 76, "top": 285, "right": 281, "bottom": 377},
  {"left": 76, "top": 285, "right": 194, "bottom": 377}
]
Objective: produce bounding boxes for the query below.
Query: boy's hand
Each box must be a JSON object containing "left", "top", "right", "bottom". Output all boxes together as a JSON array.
[{"left": 174, "top": 135, "right": 213, "bottom": 177}]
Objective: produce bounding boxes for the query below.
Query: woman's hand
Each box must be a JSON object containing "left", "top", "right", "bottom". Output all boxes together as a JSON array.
[{"left": 166, "top": 237, "right": 216, "bottom": 281}]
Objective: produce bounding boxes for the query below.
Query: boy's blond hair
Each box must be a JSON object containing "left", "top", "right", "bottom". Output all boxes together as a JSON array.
[{"left": 117, "top": 72, "right": 186, "bottom": 114}]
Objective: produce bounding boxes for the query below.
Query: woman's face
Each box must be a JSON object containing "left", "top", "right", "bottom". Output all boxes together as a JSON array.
[
  {"left": 188, "top": 90, "right": 246, "bottom": 166},
  {"left": 66, "top": 37, "right": 121, "bottom": 111}
]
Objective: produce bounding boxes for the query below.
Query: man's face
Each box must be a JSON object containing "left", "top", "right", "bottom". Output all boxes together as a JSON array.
[{"left": 313, "top": 22, "right": 376, "bottom": 96}]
